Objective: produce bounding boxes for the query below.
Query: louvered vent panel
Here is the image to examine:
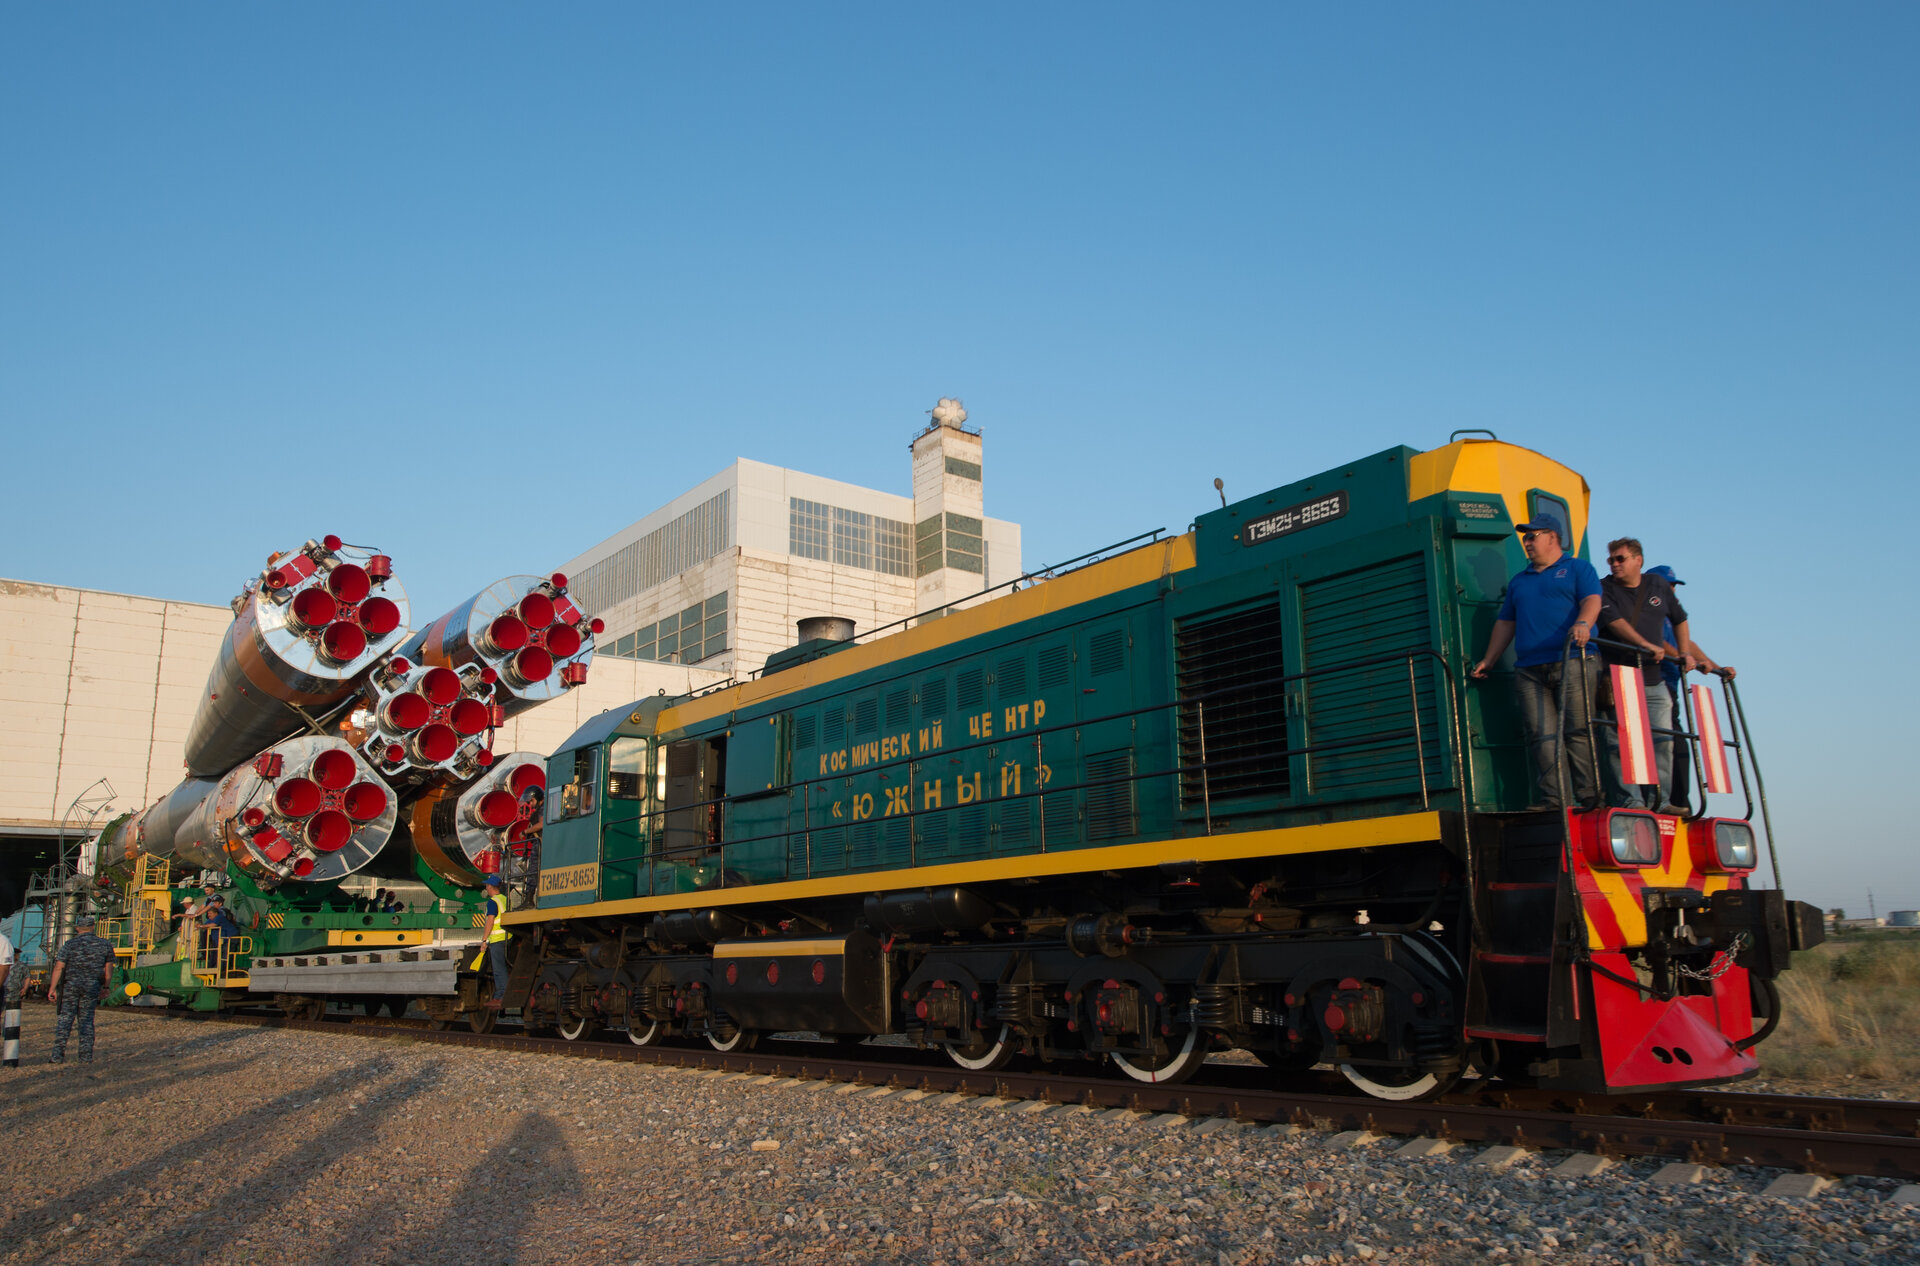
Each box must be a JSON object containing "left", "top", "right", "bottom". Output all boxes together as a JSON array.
[
  {"left": 1085, "top": 750, "right": 1136, "bottom": 840},
  {"left": 956, "top": 804, "right": 988, "bottom": 855},
  {"left": 794, "top": 714, "right": 817, "bottom": 750},
  {"left": 854, "top": 697, "right": 879, "bottom": 737},
  {"left": 1089, "top": 629, "right": 1126, "bottom": 677},
  {"left": 997, "top": 655, "right": 1029, "bottom": 700},
  {"left": 1176, "top": 602, "right": 1290, "bottom": 802},
  {"left": 1037, "top": 645, "right": 1071, "bottom": 689},
  {"left": 824, "top": 708, "right": 846, "bottom": 744},
  {"left": 957, "top": 666, "right": 986, "bottom": 709},
  {"left": 1300, "top": 554, "right": 1444, "bottom": 796},
  {"left": 885, "top": 688, "right": 911, "bottom": 729},
  {"left": 921, "top": 677, "right": 947, "bottom": 718}
]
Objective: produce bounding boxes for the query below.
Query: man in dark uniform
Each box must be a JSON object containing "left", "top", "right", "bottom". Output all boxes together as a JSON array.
[{"left": 47, "top": 913, "right": 116, "bottom": 1064}]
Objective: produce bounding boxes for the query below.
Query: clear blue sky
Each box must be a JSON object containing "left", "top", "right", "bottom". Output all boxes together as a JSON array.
[{"left": 2, "top": 7, "right": 1913, "bottom": 913}]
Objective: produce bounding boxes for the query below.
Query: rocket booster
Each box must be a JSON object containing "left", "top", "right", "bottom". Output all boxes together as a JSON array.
[
  {"left": 406, "top": 754, "right": 547, "bottom": 887},
  {"left": 403, "top": 575, "right": 599, "bottom": 719},
  {"left": 121, "top": 736, "right": 397, "bottom": 886},
  {"left": 185, "top": 537, "right": 410, "bottom": 778}
]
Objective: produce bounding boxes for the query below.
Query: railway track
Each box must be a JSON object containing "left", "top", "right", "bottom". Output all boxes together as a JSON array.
[{"left": 157, "top": 1008, "right": 1920, "bottom": 1181}]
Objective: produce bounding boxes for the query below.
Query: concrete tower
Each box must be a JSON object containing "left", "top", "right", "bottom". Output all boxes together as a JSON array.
[{"left": 911, "top": 397, "right": 986, "bottom": 615}]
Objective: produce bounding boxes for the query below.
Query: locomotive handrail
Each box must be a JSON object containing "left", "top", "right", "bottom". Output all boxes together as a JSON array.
[{"left": 633, "top": 645, "right": 1468, "bottom": 897}]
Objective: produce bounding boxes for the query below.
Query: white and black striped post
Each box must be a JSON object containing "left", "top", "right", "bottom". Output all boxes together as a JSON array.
[{"left": 2, "top": 1001, "right": 20, "bottom": 1067}]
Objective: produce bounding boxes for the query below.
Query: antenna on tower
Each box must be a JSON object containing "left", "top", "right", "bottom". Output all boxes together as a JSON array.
[{"left": 928, "top": 397, "right": 968, "bottom": 430}]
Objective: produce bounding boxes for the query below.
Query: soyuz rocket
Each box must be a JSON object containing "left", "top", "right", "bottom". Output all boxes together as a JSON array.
[{"left": 97, "top": 535, "right": 601, "bottom": 892}]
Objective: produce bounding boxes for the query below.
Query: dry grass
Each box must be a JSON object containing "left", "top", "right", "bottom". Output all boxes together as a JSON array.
[{"left": 1761, "top": 932, "right": 1920, "bottom": 1093}]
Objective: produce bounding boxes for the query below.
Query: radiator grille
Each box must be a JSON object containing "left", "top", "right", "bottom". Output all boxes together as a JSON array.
[{"left": 1176, "top": 602, "right": 1290, "bottom": 802}]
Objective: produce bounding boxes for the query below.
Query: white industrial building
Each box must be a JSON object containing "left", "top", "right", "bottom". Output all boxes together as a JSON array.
[{"left": 562, "top": 412, "right": 1020, "bottom": 678}]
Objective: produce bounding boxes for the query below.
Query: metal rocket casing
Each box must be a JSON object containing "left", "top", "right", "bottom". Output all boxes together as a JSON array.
[
  {"left": 401, "top": 575, "right": 597, "bottom": 720},
  {"left": 406, "top": 753, "right": 548, "bottom": 887},
  {"left": 122, "top": 778, "right": 221, "bottom": 863},
  {"left": 170, "top": 735, "right": 399, "bottom": 887},
  {"left": 185, "top": 538, "right": 411, "bottom": 778},
  {"left": 351, "top": 658, "right": 501, "bottom": 785}
]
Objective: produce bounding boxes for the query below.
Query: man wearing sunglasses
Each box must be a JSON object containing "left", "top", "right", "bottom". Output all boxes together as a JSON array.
[
  {"left": 1597, "top": 538, "right": 1689, "bottom": 812},
  {"left": 1470, "top": 514, "right": 1604, "bottom": 811}
]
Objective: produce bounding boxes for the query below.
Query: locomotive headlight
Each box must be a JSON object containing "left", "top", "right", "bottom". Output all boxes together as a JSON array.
[
  {"left": 1713, "top": 820, "right": 1756, "bottom": 870},
  {"left": 1684, "top": 817, "right": 1757, "bottom": 873},
  {"left": 1606, "top": 812, "right": 1661, "bottom": 866}
]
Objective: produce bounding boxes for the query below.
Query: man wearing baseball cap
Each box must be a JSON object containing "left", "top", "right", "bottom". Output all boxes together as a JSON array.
[
  {"left": 1470, "top": 513, "right": 1605, "bottom": 811},
  {"left": 46, "top": 913, "right": 116, "bottom": 1064}
]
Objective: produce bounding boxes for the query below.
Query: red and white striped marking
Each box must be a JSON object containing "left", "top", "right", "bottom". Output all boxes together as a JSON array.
[
  {"left": 1610, "top": 664, "right": 1657, "bottom": 786},
  {"left": 1693, "top": 683, "right": 1733, "bottom": 794}
]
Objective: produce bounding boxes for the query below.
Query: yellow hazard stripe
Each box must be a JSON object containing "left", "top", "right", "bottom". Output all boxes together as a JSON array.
[{"left": 714, "top": 939, "right": 848, "bottom": 958}]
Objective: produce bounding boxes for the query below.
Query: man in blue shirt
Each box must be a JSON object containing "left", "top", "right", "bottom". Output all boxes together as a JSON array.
[{"left": 1470, "top": 514, "right": 1604, "bottom": 811}]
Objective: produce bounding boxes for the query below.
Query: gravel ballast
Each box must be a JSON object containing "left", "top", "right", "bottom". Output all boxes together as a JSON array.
[{"left": 1, "top": 1009, "right": 1915, "bottom": 1265}]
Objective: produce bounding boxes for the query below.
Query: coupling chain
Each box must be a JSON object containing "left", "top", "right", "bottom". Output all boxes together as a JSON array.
[{"left": 1675, "top": 931, "right": 1749, "bottom": 982}]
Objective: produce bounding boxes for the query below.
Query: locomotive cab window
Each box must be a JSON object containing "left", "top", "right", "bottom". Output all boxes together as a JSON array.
[
  {"left": 552, "top": 746, "right": 598, "bottom": 821},
  {"left": 1527, "top": 490, "right": 1574, "bottom": 551},
  {"left": 607, "top": 737, "right": 649, "bottom": 801}
]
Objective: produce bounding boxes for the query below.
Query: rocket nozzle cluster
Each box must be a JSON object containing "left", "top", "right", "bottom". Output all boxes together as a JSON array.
[
  {"left": 404, "top": 574, "right": 599, "bottom": 719},
  {"left": 354, "top": 657, "right": 502, "bottom": 782}
]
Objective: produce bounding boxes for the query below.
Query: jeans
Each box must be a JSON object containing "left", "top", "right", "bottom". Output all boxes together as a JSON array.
[
  {"left": 1608, "top": 678, "right": 1676, "bottom": 809},
  {"left": 1513, "top": 657, "right": 1602, "bottom": 809},
  {"left": 488, "top": 941, "right": 510, "bottom": 1001}
]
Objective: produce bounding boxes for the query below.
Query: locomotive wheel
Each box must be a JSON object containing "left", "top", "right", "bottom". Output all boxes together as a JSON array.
[
  {"left": 468, "top": 1007, "right": 498, "bottom": 1035},
  {"left": 707, "top": 1022, "right": 758, "bottom": 1052},
  {"left": 1339, "top": 1063, "right": 1461, "bottom": 1102},
  {"left": 944, "top": 1024, "right": 1017, "bottom": 1072},
  {"left": 626, "top": 1016, "right": 665, "bottom": 1046},
  {"left": 1112, "top": 1024, "right": 1207, "bottom": 1086},
  {"left": 557, "top": 1016, "right": 592, "bottom": 1042}
]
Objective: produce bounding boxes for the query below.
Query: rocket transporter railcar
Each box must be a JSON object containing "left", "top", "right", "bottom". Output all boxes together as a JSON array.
[{"left": 504, "top": 437, "right": 1821, "bottom": 1098}]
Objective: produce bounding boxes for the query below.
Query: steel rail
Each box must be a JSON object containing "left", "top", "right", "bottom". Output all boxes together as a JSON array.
[{"left": 142, "top": 1010, "right": 1920, "bottom": 1180}]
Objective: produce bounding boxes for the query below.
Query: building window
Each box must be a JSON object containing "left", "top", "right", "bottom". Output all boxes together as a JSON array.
[
  {"left": 602, "top": 592, "right": 729, "bottom": 664},
  {"left": 832, "top": 507, "right": 874, "bottom": 570},
  {"left": 570, "top": 489, "right": 732, "bottom": 619},
  {"left": 945, "top": 512, "right": 985, "bottom": 574},
  {"left": 945, "top": 456, "right": 982, "bottom": 481},
  {"left": 914, "top": 515, "right": 943, "bottom": 577},
  {"left": 790, "top": 498, "right": 831, "bottom": 561},
  {"left": 792, "top": 498, "right": 915, "bottom": 578},
  {"left": 874, "top": 517, "right": 912, "bottom": 576}
]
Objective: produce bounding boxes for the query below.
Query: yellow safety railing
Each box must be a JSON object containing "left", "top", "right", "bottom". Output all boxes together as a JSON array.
[
  {"left": 131, "top": 855, "right": 171, "bottom": 892},
  {"left": 192, "top": 927, "right": 253, "bottom": 983}
]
